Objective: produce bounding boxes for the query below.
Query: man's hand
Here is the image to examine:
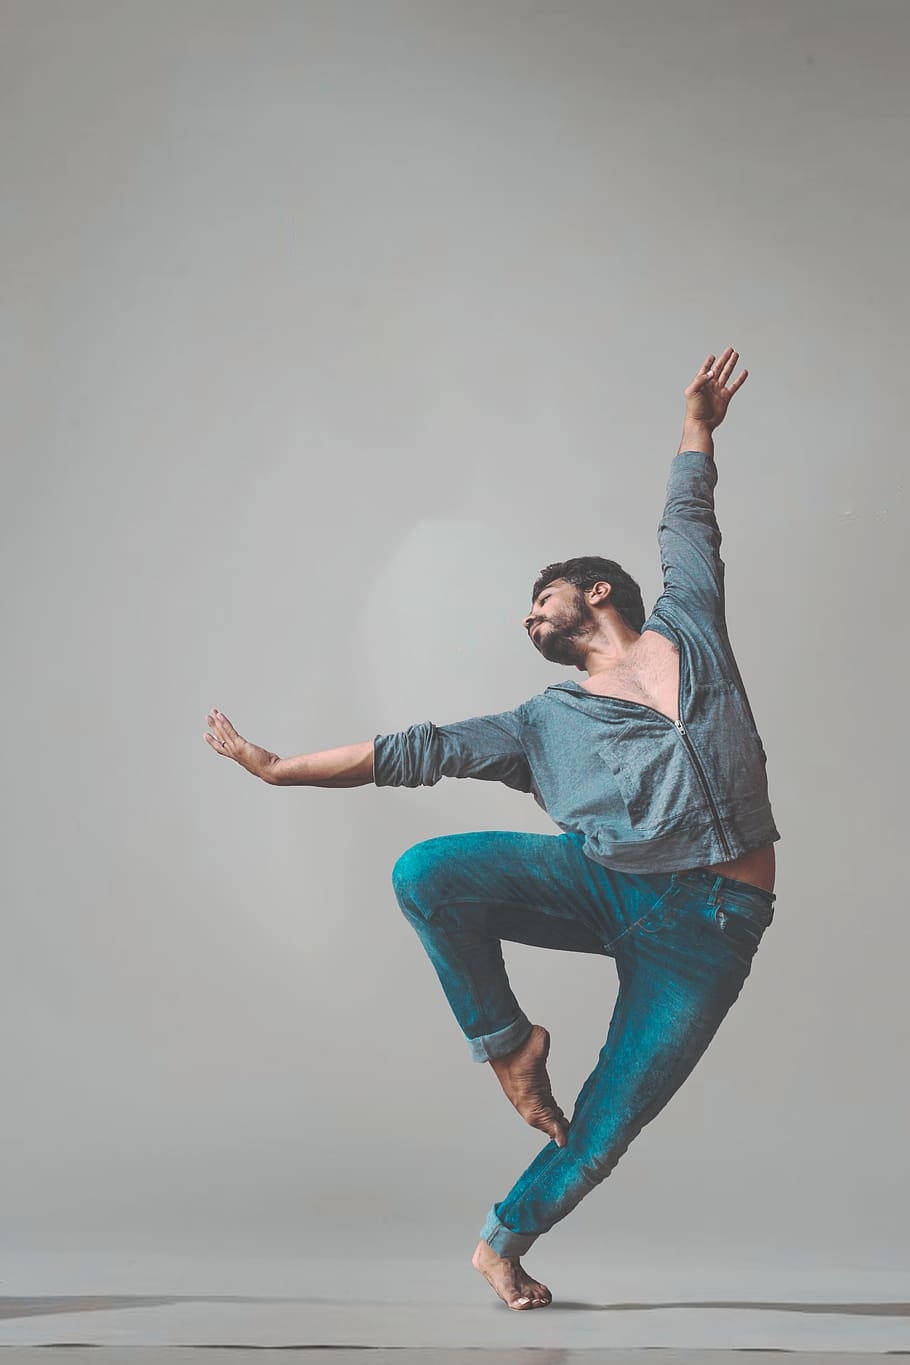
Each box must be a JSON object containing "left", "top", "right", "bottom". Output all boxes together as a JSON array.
[
  {"left": 204, "top": 708, "right": 279, "bottom": 782},
  {"left": 683, "top": 346, "right": 748, "bottom": 431}
]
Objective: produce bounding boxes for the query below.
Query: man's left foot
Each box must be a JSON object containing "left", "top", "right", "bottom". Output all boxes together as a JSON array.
[
  {"left": 472, "top": 1237, "right": 552, "bottom": 1309},
  {"left": 488, "top": 1022, "right": 568, "bottom": 1146}
]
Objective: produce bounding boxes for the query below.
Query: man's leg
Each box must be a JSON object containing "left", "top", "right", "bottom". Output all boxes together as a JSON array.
[
  {"left": 391, "top": 828, "right": 672, "bottom": 1068},
  {"left": 477, "top": 873, "right": 775, "bottom": 1269},
  {"left": 391, "top": 827, "right": 683, "bottom": 1309}
]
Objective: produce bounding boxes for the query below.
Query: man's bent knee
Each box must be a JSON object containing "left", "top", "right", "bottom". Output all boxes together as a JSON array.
[{"left": 391, "top": 835, "right": 462, "bottom": 903}]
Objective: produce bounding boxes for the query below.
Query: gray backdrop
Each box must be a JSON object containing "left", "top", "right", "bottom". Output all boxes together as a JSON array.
[{"left": 3, "top": 0, "right": 907, "bottom": 1276}]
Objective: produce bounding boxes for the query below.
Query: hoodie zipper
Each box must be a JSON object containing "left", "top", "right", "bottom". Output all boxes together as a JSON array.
[
  {"left": 560, "top": 640, "right": 735, "bottom": 859},
  {"left": 671, "top": 717, "right": 734, "bottom": 860},
  {"left": 668, "top": 635, "right": 735, "bottom": 860}
]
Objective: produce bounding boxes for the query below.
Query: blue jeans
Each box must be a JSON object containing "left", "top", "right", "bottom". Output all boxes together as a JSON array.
[{"left": 391, "top": 828, "right": 776, "bottom": 1259}]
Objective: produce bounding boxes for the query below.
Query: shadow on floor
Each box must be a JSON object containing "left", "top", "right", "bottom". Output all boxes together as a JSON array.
[
  {"left": 0, "top": 1343, "right": 908, "bottom": 1364},
  {"left": 2, "top": 1294, "right": 909, "bottom": 1320}
]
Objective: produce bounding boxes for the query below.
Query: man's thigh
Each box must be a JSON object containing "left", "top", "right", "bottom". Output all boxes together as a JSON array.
[{"left": 391, "top": 828, "right": 671, "bottom": 952}]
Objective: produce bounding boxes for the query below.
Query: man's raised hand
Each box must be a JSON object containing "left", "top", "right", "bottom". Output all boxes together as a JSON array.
[{"left": 684, "top": 347, "right": 748, "bottom": 431}]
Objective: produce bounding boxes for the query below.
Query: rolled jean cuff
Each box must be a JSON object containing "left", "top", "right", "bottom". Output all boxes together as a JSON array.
[
  {"left": 479, "top": 1203, "right": 539, "bottom": 1258},
  {"left": 467, "top": 1012, "right": 533, "bottom": 1063}
]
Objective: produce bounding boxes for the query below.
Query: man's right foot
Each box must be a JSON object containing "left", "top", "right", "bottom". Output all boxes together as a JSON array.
[
  {"left": 472, "top": 1238, "right": 552, "bottom": 1309},
  {"left": 488, "top": 1023, "right": 568, "bottom": 1146}
]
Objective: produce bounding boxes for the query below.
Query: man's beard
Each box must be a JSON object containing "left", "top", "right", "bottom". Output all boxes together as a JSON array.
[{"left": 534, "top": 594, "right": 592, "bottom": 666}]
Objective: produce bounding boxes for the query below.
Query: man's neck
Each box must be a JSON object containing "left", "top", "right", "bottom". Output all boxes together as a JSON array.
[{"left": 580, "top": 630, "right": 647, "bottom": 675}]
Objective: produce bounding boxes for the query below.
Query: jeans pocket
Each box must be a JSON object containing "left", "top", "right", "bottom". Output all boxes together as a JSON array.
[
  {"left": 634, "top": 881, "right": 686, "bottom": 937},
  {"left": 604, "top": 876, "right": 677, "bottom": 952},
  {"left": 714, "top": 904, "right": 764, "bottom": 956}
]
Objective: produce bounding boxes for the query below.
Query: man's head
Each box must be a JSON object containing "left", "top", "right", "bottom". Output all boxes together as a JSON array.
[{"left": 522, "top": 556, "right": 645, "bottom": 667}]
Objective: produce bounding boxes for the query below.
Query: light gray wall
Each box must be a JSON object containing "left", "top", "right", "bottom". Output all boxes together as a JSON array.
[{"left": 3, "top": 0, "right": 907, "bottom": 1271}]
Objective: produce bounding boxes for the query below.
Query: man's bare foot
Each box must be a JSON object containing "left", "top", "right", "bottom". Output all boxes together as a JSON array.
[
  {"left": 488, "top": 1023, "right": 569, "bottom": 1146},
  {"left": 472, "top": 1238, "right": 552, "bottom": 1309}
]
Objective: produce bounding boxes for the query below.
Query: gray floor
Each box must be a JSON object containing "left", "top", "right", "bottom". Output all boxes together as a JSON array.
[
  {"left": 0, "top": 1351, "right": 907, "bottom": 1363},
  {"left": 0, "top": 1294, "right": 909, "bottom": 1355},
  {"left": 2, "top": 1255, "right": 908, "bottom": 1356}
]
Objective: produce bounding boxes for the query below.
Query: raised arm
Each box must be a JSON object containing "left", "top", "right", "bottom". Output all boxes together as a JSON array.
[{"left": 658, "top": 347, "right": 748, "bottom": 620}]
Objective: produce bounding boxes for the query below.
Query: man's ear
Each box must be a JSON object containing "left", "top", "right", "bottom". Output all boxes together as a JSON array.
[{"left": 587, "top": 580, "right": 613, "bottom": 606}]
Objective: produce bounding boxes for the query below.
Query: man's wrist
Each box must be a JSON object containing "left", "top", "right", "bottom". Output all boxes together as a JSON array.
[
  {"left": 254, "top": 749, "right": 283, "bottom": 783},
  {"left": 267, "top": 753, "right": 298, "bottom": 786},
  {"left": 678, "top": 420, "right": 714, "bottom": 457}
]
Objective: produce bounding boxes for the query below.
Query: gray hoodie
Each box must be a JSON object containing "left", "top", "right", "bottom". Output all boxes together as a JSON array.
[{"left": 372, "top": 449, "right": 780, "bottom": 873}]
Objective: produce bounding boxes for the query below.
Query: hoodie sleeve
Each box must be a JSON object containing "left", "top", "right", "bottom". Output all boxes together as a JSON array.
[
  {"left": 372, "top": 706, "right": 532, "bottom": 792},
  {"left": 657, "top": 449, "right": 726, "bottom": 621}
]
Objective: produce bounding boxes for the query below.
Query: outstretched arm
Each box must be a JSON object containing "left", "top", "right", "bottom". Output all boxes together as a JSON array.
[
  {"left": 203, "top": 706, "right": 533, "bottom": 792},
  {"left": 659, "top": 347, "right": 748, "bottom": 620},
  {"left": 372, "top": 711, "right": 532, "bottom": 791},
  {"left": 203, "top": 709, "right": 374, "bottom": 785}
]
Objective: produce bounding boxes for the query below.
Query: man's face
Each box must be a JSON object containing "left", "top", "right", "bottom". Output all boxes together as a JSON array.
[{"left": 522, "top": 579, "right": 593, "bottom": 666}]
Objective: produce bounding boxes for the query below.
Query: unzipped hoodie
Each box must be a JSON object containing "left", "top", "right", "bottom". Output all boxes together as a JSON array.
[{"left": 371, "top": 450, "right": 780, "bottom": 874}]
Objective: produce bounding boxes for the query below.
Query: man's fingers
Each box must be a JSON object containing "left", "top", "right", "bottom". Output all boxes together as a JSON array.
[
  {"left": 718, "top": 349, "right": 739, "bottom": 386},
  {"left": 692, "top": 347, "right": 748, "bottom": 400},
  {"left": 687, "top": 354, "right": 715, "bottom": 392},
  {"left": 207, "top": 708, "right": 239, "bottom": 744},
  {"left": 205, "top": 709, "right": 239, "bottom": 757},
  {"left": 208, "top": 707, "right": 238, "bottom": 734}
]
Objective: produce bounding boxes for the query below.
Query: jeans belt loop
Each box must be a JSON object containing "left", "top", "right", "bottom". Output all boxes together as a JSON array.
[{"left": 708, "top": 875, "right": 724, "bottom": 906}]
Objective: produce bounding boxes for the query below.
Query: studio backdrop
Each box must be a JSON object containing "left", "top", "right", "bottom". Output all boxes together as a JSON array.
[{"left": 3, "top": 0, "right": 907, "bottom": 1276}]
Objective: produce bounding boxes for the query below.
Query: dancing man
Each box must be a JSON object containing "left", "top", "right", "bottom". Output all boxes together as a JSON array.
[{"left": 204, "top": 346, "right": 780, "bottom": 1311}]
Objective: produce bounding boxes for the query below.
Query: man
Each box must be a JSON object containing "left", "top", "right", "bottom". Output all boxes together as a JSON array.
[{"left": 204, "top": 346, "right": 780, "bottom": 1311}]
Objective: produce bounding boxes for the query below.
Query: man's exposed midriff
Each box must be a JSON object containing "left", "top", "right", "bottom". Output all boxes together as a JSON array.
[{"left": 701, "top": 841, "right": 775, "bottom": 894}]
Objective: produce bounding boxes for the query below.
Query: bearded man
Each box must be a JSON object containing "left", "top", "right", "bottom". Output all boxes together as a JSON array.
[{"left": 205, "top": 346, "right": 779, "bottom": 1311}]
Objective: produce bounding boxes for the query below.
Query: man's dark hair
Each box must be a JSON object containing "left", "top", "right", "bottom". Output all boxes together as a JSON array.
[{"left": 531, "top": 556, "right": 646, "bottom": 633}]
